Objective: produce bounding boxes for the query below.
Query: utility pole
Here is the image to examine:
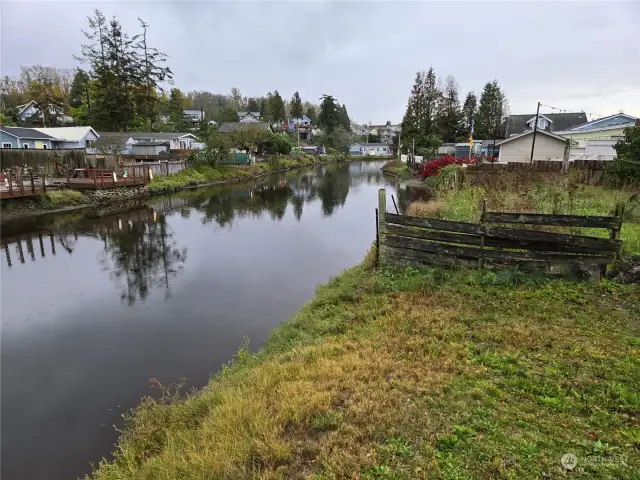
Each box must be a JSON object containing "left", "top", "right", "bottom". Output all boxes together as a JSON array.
[{"left": 529, "top": 101, "right": 540, "bottom": 164}]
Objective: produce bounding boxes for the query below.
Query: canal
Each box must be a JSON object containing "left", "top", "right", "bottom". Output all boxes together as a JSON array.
[{"left": 1, "top": 160, "right": 425, "bottom": 480}]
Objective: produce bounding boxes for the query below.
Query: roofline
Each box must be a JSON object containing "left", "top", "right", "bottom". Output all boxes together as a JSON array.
[
  {"left": 0, "top": 127, "right": 54, "bottom": 140},
  {"left": 497, "top": 129, "right": 569, "bottom": 146},
  {"left": 554, "top": 123, "right": 636, "bottom": 135},
  {"left": 526, "top": 114, "right": 553, "bottom": 124},
  {"left": 563, "top": 113, "right": 639, "bottom": 131}
]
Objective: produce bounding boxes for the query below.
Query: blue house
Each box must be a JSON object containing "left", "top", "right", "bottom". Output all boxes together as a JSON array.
[{"left": 0, "top": 126, "right": 57, "bottom": 149}]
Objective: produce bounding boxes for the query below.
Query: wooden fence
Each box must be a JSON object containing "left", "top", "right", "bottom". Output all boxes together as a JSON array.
[
  {"left": 1, "top": 149, "right": 87, "bottom": 172},
  {"left": 376, "top": 189, "right": 624, "bottom": 278}
]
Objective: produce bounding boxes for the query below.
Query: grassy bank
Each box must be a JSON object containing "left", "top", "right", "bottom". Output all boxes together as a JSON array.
[
  {"left": 381, "top": 160, "right": 412, "bottom": 179},
  {"left": 89, "top": 254, "right": 639, "bottom": 479},
  {"left": 148, "top": 155, "right": 342, "bottom": 195}
]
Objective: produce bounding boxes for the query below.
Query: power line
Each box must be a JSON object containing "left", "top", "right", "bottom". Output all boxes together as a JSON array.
[{"left": 537, "top": 102, "right": 609, "bottom": 122}]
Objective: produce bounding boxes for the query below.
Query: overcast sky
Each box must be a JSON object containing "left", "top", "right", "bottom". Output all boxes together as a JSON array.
[{"left": 1, "top": 1, "right": 639, "bottom": 123}]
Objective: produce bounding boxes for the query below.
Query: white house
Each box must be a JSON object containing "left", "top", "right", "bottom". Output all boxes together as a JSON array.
[
  {"left": 238, "top": 111, "right": 261, "bottom": 123},
  {"left": 349, "top": 142, "right": 391, "bottom": 156},
  {"left": 496, "top": 130, "right": 569, "bottom": 163},
  {"left": 183, "top": 109, "right": 204, "bottom": 122},
  {"left": 33, "top": 126, "right": 100, "bottom": 149}
]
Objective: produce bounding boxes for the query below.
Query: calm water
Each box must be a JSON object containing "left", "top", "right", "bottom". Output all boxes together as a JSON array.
[{"left": 1, "top": 161, "right": 423, "bottom": 480}]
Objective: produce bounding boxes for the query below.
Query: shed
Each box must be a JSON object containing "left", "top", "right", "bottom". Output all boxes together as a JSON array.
[{"left": 496, "top": 130, "right": 569, "bottom": 163}]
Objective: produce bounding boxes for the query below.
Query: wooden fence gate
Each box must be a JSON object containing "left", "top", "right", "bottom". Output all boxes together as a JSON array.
[{"left": 376, "top": 189, "right": 624, "bottom": 278}]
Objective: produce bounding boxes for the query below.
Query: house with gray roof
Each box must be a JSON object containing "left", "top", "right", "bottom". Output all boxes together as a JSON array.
[
  {"left": 238, "top": 112, "right": 261, "bottom": 123},
  {"left": 0, "top": 126, "right": 57, "bottom": 149},
  {"left": 504, "top": 112, "right": 588, "bottom": 137}
]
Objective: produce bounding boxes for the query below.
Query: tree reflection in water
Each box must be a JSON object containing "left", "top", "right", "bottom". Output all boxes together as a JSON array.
[
  {"left": 99, "top": 209, "right": 187, "bottom": 305},
  {"left": 165, "top": 161, "right": 380, "bottom": 228}
]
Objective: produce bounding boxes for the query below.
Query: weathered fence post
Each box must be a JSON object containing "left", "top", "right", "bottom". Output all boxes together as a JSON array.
[
  {"left": 29, "top": 169, "right": 35, "bottom": 194},
  {"left": 378, "top": 188, "right": 387, "bottom": 264},
  {"left": 7, "top": 170, "right": 13, "bottom": 196},
  {"left": 41, "top": 167, "right": 46, "bottom": 194},
  {"left": 101, "top": 168, "right": 105, "bottom": 187},
  {"left": 67, "top": 164, "right": 70, "bottom": 187},
  {"left": 479, "top": 199, "right": 487, "bottom": 269},
  {"left": 606, "top": 201, "right": 625, "bottom": 277},
  {"left": 93, "top": 167, "right": 97, "bottom": 188}
]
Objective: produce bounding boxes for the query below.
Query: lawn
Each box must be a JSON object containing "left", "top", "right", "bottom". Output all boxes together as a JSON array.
[{"left": 88, "top": 254, "right": 639, "bottom": 480}]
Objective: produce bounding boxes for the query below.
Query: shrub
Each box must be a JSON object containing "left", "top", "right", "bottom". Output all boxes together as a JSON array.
[{"left": 416, "top": 155, "right": 476, "bottom": 178}]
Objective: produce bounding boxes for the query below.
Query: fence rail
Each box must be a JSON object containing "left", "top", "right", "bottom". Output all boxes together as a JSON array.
[{"left": 376, "top": 189, "right": 624, "bottom": 278}]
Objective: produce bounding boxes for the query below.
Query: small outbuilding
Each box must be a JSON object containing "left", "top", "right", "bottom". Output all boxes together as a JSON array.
[{"left": 496, "top": 130, "right": 570, "bottom": 163}]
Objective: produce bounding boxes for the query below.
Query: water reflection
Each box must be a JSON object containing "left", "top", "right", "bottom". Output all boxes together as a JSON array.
[{"left": 1, "top": 161, "right": 387, "bottom": 305}]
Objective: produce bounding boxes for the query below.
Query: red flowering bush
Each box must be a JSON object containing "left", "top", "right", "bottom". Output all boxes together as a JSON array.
[{"left": 416, "top": 155, "right": 477, "bottom": 178}]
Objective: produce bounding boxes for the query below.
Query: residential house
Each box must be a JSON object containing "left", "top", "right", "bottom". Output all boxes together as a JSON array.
[
  {"left": 15, "top": 100, "right": 73, "bottom": 125},
  {"left": 496, "top": 130, "right": 570, "bottom": 163},
  {"left": 454, "top": 141, "right": 483, "bottom": 158},
  {"left": 32, "top": 126, "right": 99, "bottom": 149},
  {"left": 0, "top": 126, "right": 56, "bottom": 149},
  {"left": 554, "top": 113, "right": 639, "bottom": 160},
  {"left": 218, "top": 122, "right": 273, "bottom": 134},
  {"left": 350, "top": 122, "right": 369, "bottom": 136},
  {"left": 91, "top": 132, "right": 201, "bottom": 155},
  {"left": 350, "top": 142, "right": 391, "bottom": 156},
  {"left": 287, "top": 115, "right": 313, "bottom": 139},
  {"left": 369, "top": 124, "right": 401, "bottom": 144},
  {"left": 183, "top": 109, "right": 204, "bottom": 122},
  {"left": 238, "top": 112, "right": 261, "bottom": 123},
  {"left": 504, "top": 112, "right": 588, "bottom": 137}
]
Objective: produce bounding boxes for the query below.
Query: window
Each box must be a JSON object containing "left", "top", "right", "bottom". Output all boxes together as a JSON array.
[
  {"left": 2, "top": 143, "right": 11, "bottom": 148},
  {"left": 23, "top": 143, "right": 29, "bottom": 149},
  {"left": 43, "top": 144, "right": 48, "bottom": 149}
]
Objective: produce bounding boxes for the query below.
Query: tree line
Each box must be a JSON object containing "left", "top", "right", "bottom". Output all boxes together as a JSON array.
[
  {"left": 1, "top": 8, "right": 354, "bottom": 138},
  {"left": 401, "top": 66, "right": 508, "bottom": 152}
]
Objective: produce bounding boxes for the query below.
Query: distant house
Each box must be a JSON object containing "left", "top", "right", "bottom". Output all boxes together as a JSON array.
[
  {"left": 496, "top": 130, "right": 570, "bottom": 163},
  {"left": 218, "top": 122, "right": 273, "bottom": 134},
  {"left": 504, "top": 112, "right": 588, "bottom": 137},
  {"left": 350, "top": 142, "right": 391, "bottom": 156},
  {"left": 183, "top": 109, "right": 204, "bottom": 122},
  {"left": 0, "top": 126, "right": 56, "bottom": 149},
  {"left": 32, "top": 126, "right": 99, "bottom": 149},
  {"left": 287, "top": 115, "right": 313, "bottom": 139},
  {"left": 238, "top": 111, "right": 261, "bottom": 123},
  {"left": 369, "top": 124, "right": 401, "bottom": 143},
  {"left": 15, "top": 100, "right": 73, "bottom": 125},
  {"left": 554, "top": 113, "right": 639, "bottom": 160},
  {"left": 91, "top": 132, "right": 201, "bottom": 154}
]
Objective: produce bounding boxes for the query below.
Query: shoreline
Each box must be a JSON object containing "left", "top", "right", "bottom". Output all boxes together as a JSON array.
[
  {"left": 0, "top": 156, "right": 344, "bottom": 226},
  {"left": 87, "top": 255, "right": 639, "bottom": 479}
]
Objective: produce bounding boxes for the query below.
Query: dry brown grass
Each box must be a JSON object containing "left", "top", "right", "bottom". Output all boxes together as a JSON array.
[{"left": 406, "top": 200, "right": 444, "bottom": 218}]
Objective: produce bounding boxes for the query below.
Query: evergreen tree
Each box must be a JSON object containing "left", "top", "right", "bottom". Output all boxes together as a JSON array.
[
  {"left": 168, "top": 88, "right": 190, "bottom": 131},
  {"left": 475, "top": 80, "right": 506, "bottom": 139},
  {"left": 318, "top": 94, "right": 339, "bottom": 133},
  {"left": 269, "top": 90, "right": 286, "bottom": 122},
  {"left": 246, "top": 97, "right": 260, "bottom": 112},
  {"left": 421, "top": 67, "right": 439, "bottom": 138},
  {"left": 260, "top": 95, "right": 271, "bottom": 121},
  {"left": 305, "top": 105, "right": 317, "bottom": 125},
  {"left": 133, "top": 18, "right": 173, "bottom": 129},
  {"left": 69, "top": 69, "right": 89, "bottom": 108},
  {"left": 338, "top": 103, "right": 351, "bottom": 131},
  {"left": 436, "top": 75, "right": 462, "bottom": 143},
  {"left": 461, "top": 91, "right": 478, "bottom": 137},
  {"left": 401, "top": 71, "right": 424, "bottom": 146},
  {"left": 290, "top": 91, "right": 303, "bottom": 119}
]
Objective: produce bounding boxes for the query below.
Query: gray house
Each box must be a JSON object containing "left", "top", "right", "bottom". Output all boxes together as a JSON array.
[{"left": 0, "top": 126, "right": 57, "bottom": 149}]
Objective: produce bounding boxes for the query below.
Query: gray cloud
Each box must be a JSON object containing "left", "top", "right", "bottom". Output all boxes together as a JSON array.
[{"left": 2, "top": 1, "right": 639, "bottom": 122}]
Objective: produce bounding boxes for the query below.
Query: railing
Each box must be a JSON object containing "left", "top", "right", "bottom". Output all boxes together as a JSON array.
[
  {"left": 376, "top": 188, "right": 625, "bottom": 279},
  {"left": 1, "top": 167, "right": 46, "bottom": 198}
]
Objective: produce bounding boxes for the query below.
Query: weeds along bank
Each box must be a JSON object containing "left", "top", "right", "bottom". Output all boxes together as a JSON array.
[
  {"left": 147, "top": 154, "right": 344, "bottom": 194},
  {"left": 89, "top": 255, "right": 639, "bottom": 480},
  {"left": 406, "top": 170, "right": 640, "bottom": 257}
]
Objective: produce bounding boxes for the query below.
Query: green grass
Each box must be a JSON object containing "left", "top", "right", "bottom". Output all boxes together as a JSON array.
[
  {"left": 147, "top": 155, "right": 341, "bottom": 194},
  {"left": 88, "top": 258, "right": 639, "bottom": 479},
  {"left": 38, "top": 190, "right": 88, "bottom": 208},
  {"left": 382, "top": 160, "right": 412, "bottom": 179}
]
